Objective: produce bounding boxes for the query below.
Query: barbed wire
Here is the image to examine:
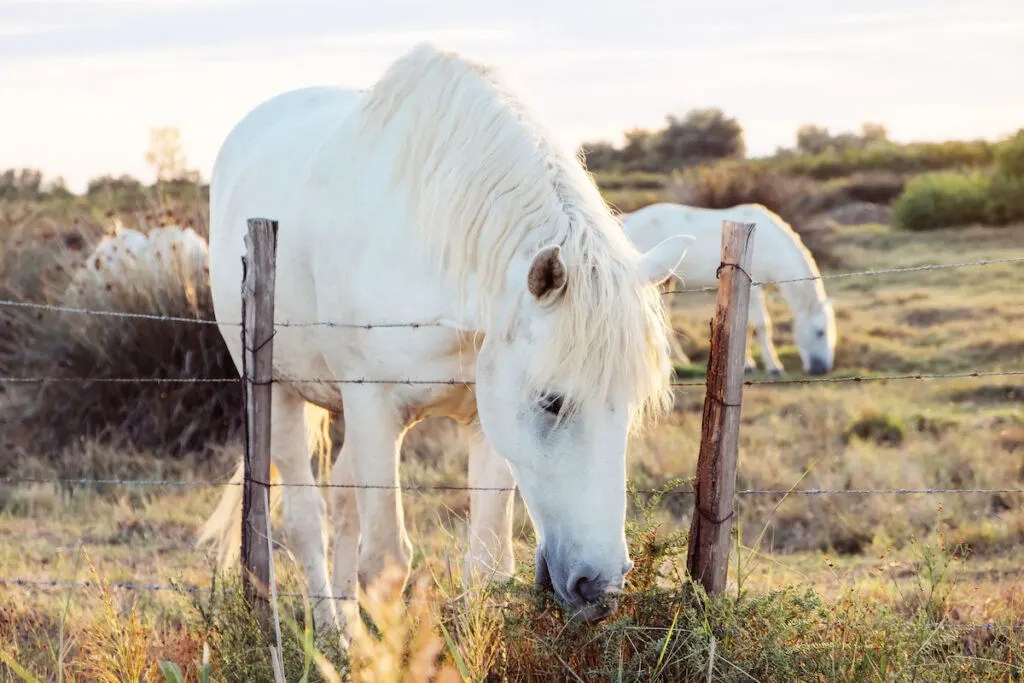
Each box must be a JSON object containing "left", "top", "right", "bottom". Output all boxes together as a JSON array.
[
  {"left": 3, "top": 474, "right": 1022, "bottom": 497},
  {"left": 0, "top": 368, "right": 1019, "bottom": 388},
  {"left": 2, "top": 252, "right": 1022, "bottom": 635},
  {"left": 1, "top": 255, "right": 1019, "bottom": 328},
  {"left": 662, "top": 256, "right": 1024, "bottom": 294},
  {"left": 0, "top": 297, "right": 447, "bottom": 329}
]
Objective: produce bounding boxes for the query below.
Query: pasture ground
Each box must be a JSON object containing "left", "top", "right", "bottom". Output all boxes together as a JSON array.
[{"left": 1, "top": 212, "right": 1023, "bottom": 680}]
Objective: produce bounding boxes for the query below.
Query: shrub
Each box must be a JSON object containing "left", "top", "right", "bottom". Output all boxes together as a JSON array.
[
  {"left": 666, "top": 163, "right": 837, "bottom": 224},
  {"left": 995, "top": 128, "right": 1024, "bottom": 178},
  {"left": 892, "top": 171, "right": 991, "bottom": 231},
  {"left": 0, "top": 217, "right": 242, "bottom": 461},
  {"left": 843, "top": 410, "right": 905, "bottom": 446},
  {"left": 893, "top": 163, "right": 1024, "bottom": 231},
  {"left": 766, "top": 139, "right": 996, "bottom": 180},
  {"left": 592, "top": 171, "right": 666, "bottom": 192},
  {"left": 985, "top": 173, "right": 1024, "bottom": 224},
  {"left": 665, "top": 163, "right": 850, "bottom": 267},
  {"left": 829, "top": 171, "right": 908, "bottom": 205}
]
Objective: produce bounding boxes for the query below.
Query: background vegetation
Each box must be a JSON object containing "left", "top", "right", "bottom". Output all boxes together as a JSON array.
[{"left": 1, "top": 113, "right": 1023, "bottom": 680}]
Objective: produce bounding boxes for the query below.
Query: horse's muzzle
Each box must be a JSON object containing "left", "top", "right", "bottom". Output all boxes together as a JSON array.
[
  {"left": 535, "top": 547, "right": 626, "bottom": 622},
  {"left": 807, "top": 357, "right": 830, "bottom": 375}
]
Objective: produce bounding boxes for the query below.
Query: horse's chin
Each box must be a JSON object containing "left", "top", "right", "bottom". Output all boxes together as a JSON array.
[{"left": 568, "top": 593, "right": 620, "bottom": 623}]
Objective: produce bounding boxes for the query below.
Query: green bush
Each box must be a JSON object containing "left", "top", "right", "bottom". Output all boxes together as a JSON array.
[
  {"left": 592, "top": 171, "right": 666, "bottom": 191},
  {"left": 985, "top": 173, "right": 1024, "bottom": 224},
  {"left": 765, "top": 139, "right": 995, "bottom": 180},
  {"left": 995, "top": 128, "right": 1024, "bottom": 178},
  {"left": 892, "top": 171, "right": 991, "bottom": 231}
]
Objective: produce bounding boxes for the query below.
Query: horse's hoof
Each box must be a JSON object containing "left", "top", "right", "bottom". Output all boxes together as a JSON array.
[
  {"left": 744, "top": 366, "right": 757, "bottom": 375},
  {"left": 768, "top": 369, "right": 784, "bottom": 377}
]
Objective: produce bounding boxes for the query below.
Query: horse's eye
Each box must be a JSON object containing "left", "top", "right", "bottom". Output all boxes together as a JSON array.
[
  {"left": 539, "top": 392, "right": 564, "bottom": 416},
  {"left": 816, "top": 329, "right": 826, "bottom": 339}
]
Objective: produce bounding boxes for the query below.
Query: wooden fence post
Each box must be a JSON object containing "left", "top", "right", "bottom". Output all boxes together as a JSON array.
[
  {"left": 686, "top": 219, "right": 757, "bottom": 596},
  {"left": 241, "top": 217, "right": 279, "bottom": 622}
]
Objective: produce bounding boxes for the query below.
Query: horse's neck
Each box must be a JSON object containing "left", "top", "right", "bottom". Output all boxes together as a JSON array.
[{"left": 760, "top": 220, "right": 826, "bottom": 317}]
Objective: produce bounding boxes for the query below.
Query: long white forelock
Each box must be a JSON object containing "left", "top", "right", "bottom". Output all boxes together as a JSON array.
[{"left": 351, "top": 43, "right": 675, "bottom": 423}]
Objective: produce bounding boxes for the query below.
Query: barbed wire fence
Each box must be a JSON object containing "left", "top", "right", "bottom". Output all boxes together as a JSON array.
[{"left": 0, "top": 218, "right": 1021, "bottom": 634}]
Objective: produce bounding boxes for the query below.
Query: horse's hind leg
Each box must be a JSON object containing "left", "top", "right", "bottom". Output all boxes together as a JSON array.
[
  {"left": 466, "top": 426, "right": 516, "bottom": 584},
  {"left": 749, "top": 286, "right": 785, "bottom": 376},
  {"left": 744, "top": 327, "right": 758, "bottom": 374},
  {"left": 272, "top": 386, "right": 339, "bottom": 633}
]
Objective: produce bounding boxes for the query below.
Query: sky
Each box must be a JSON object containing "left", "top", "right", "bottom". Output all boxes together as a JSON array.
[{"left": 1, "top": 0, "right": 1022, "bottom": 193}]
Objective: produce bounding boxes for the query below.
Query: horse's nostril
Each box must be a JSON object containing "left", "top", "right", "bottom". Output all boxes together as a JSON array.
[
  {"left": 808, "top": 357, "right": 829, "bottom": 375},
  {"left": 570, "top": 570, "right": 604, "bottom": 604}
]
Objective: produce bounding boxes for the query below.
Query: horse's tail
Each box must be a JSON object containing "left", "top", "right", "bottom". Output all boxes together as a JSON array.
[
  {"left": 195, "top": 459, "right": 283, "bottom": 568},
  {"left": 196, "top": 402, "right": 334, "bottom": 567}
]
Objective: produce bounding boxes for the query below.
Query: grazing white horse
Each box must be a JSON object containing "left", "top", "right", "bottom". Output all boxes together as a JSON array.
[
  {"left": 197, "top": 43, "right": 691, "bottom": 635},
  {"left": 621, "top": 202, "right": 837, "bottom": 376},
  {"left": 65, "top": 225, "right": 209, "bottom": 304}
]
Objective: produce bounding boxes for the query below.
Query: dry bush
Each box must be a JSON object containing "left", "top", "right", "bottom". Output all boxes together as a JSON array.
[
  {"left": 829, "top": 170, "right": 909, "bottom": 204},
  {"left": 0, "top": 209, "right": 242, "bottom": 463},
  {"left": 666, "top": 163, "right": 850, "bottom": 267}
]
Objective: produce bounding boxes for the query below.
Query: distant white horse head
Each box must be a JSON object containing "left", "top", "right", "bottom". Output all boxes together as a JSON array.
[
  {"left": 621, "top": 202, "right": 837, "bottom": 375},
  {"left": 792, "top": 296, "right": 836, "bottom": 375},
  {"left": 201, "top": 42, "right": 691, "bottom": 631}
]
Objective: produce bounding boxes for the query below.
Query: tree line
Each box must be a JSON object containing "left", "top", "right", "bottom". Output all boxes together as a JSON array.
[{"left": 578, "top": 107, "right": 894, "bottom": 174}]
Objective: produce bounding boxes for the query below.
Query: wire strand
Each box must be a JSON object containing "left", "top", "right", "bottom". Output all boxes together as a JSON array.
[
  {"left": 663, "top": 256, "right": 1024, "bottom": 294},
  {"left": 1, "top": 255, "right": 1019, "bottom": 323},
  {"left": 4, "top": 476, "right": 1023, "bottom": 496},
  {"left": 0, "top": 369, "right": 1019, "bottom": 387}
]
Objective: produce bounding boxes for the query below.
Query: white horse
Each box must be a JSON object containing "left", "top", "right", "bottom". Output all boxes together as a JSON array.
[
  {"left": 65, "top": 224, "right": 210, "bottom": 304},
  {"left": 621, "top": 202, "right": 837, "bottom": 376},
  {"left": 197, "top": 43, "right": 692, "bottom": 636}
]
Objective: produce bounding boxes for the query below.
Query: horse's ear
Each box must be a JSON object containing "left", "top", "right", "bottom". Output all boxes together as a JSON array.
[
  {"left": 639, "top": 235, "right": 694, "bottom": 286},
  {"left": 527, "top": 244, "right": 568, "bottom": 303}
]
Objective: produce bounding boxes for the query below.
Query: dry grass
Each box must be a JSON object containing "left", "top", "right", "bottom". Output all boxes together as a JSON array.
[
  {"left": 0, "top": 204, "right": 243, "bottom": 467},
  {"left": 2, "top": 194, "right": 1023, "bottom": 680}
]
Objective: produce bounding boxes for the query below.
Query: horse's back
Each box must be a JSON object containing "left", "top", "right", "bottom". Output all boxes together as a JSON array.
[
  {"left": 623, "top": 202, "right": 784, "bottom": 284},
  {"left": 208, "top": 85, "right": 364, "bottom": 312},
  {"left": 210, "top": 86, "right": 363, "bottom": 236},
  {"left": 208, "top": 86, "right": 366, "bottom": 406}
]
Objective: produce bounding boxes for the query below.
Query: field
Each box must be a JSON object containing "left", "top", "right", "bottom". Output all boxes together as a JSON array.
[{"left": 1, "top": 181, "right": 1023, "bottom": 681}]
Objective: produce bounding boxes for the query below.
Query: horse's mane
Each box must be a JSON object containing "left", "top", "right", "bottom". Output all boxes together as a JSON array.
[
  {"left": 352, "top": 43, "right": 674, "bottom": 424},
  {"left": 746, "top": 204, "right": 829, "bottom": 315}
]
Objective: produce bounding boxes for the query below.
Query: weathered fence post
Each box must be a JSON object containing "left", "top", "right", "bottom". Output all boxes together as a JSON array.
[
  {"left": 241, "top": 217, "right": 279, "bottom": 624},
  {"left": 686, "top": 219, "right": 756, "bottom": 596}
]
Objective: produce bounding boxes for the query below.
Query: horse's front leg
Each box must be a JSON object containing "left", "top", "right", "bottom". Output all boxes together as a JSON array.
[
  {"left": 341, "top": 388, "right": 413, "bottom": 593},
  {"left": 272, "top": 387, "right": 339, "bottom": 634},
  {"left": 329, "top": 441, "right": 360, "bottom": 605},
  {"left": 750, "top": 286, "right": 785, "bottom": 376},
  {"left": 465, "top": 426, "right": 516, "bottom": 584}
]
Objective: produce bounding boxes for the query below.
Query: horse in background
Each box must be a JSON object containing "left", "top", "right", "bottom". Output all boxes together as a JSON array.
[
  {"left": 621, "top": 202, "right": 837, "bottom": 376},
  {"left": 198, "top": 42, "right": 692, "bottom": 637},
  {"left": 64, "top": 224, "right": 209, "bottom": 305}
]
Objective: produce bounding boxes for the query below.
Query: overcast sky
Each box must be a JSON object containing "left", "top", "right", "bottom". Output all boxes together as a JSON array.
[{"left": 2, "top": 0, "right": 1022, "bottom": 192}]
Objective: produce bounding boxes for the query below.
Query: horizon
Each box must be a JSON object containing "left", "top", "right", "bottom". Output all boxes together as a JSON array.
[{"left": 2, "top": 0, "right": 1023, "bottom": 194}]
